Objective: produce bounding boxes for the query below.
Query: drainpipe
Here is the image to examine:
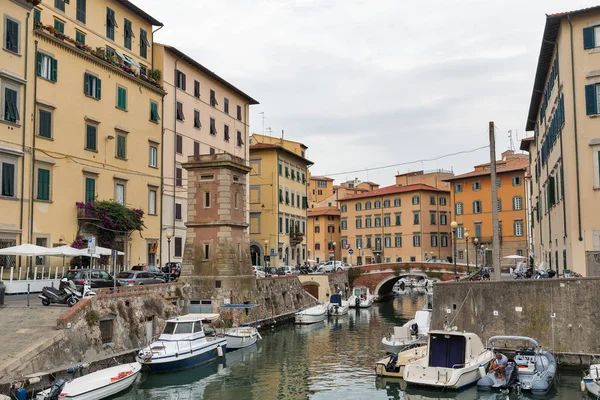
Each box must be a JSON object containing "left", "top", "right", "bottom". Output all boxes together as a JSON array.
[
  {"left": 276, "top": 154, "right": 280, "bottom": 267},
  {"left": 20, "top": 12, "right": 30, "bottom": 247},
  {"left": 29, "top": 39, "right": 39, "bottom": 254},
  {"left": 159, "top": 94, "right": 165, "bottom": 265},
  {"left": 568, "top": 15, "right": 583, "bottom": 241},
  {"left": 172, "top": 56, "right": 183, "bottom": 246}
]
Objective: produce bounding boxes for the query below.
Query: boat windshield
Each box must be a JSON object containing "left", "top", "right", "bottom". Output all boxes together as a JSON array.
[
  {"left": 175, "top": 322, "right": 194, "bottom": 334},
  {"left": 163, "top": 322, "right": 177, "bottom": 334}
]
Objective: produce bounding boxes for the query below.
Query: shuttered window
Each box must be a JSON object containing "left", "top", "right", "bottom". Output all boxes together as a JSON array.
[
  {"left": 37, "top": 168, "right": 50, "bottom": 201},
  {"left": 224, "top": 125, "right": 230, "bottom": 142},
  {"left": 76, "top": 0, "right": 86, "bottom": 23},
  {"left": 117, "top": 86, "right": 127, "bottom": 110},
  {"left": 76, "top": 31, "right": 85, "bottom": 44},
  {"left": 4, "top": 17, "right": 19, "bottom": 54},
  {"left": 116, "top": 135, "right": 126, "bottom": 159},
  {"left": 53, "top": 19, "right": 64, "bottom": 34},
  {"left": 38, "top": 109, "right": 52, "bottom": 138},
  {"left": 106, "top": 8, "right": 117, "bottom": 40},
  {"left": 150, "top": 101, "right": 160, "bottom": 122},
  {"left": 140, "top": 29, "right": 149, "bottom": 58},
  {"left": 85, "top": 177, "right": 95, "bottom": 202},
  {"left": 34, "top": 9, "right": 41, "bottom": 24},
  {"left": 194, "top": 80, "right": 200, "bottom": 98},
  {"left": 237, "top": 131, "right": 244, "bottom": 147},
  {"left": 1, "top": 163, "right": 15, "bottom": 197},
  {"left": 194, "top": 110, "right": 201, "bottom": 128},
  {"left": 3, "top": 87, "right": 19, "bottom": 123},
  {"left": 176, "top": 70, "right": 186, "bottom": 90},
  {"left": 37, "top": 52, "right": 58, "bottom": 82},
  {"left": 176, "top": 101, "right": 184, "bottom": 121},
  {"left": 210, "top": 118, "right": 217, "bottom": 135},
  {"left": 84, "top": 73, "right": 101, "bottom": 99},
  {"left": 85, "top": 124, "right": 97, "bottom": 150},
  {"left": 210, "top": 89, "right": 218, "bottom": 107},
  {"left": 194, "top": 141, "right": 200, "bottom": 156},
  {"left": 237, "top": 105, "right": 242, "bottom": 121},
  {"left": 124, "top": 19, "right": 134, "bottom": 50}
]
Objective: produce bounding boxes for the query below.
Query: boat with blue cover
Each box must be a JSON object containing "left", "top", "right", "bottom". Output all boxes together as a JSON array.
[{"left": 137, "top": 314, "right": 226, "bottom": 373}]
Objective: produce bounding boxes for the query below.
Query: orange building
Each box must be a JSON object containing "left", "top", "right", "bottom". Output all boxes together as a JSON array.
[
  {"left": 307, "top": 174, "right": 335, "bottom": 206},
  {"left": 307, "top": 207, "right": 341, "bottom": 263},
  {"left": 444, "top": 151, "right": 529, "bottom": 266}
]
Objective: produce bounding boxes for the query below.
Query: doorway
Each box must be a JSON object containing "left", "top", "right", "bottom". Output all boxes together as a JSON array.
[{"left": 250, "top": 244, "right": 261, "bottom": 266}]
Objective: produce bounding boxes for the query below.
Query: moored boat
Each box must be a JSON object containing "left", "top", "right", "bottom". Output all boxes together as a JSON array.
[
  {"left": 381, "top": 309, "right": 431, "bottom": 354},
  {"left": 327, "top": 294, "right": 349, "bottom": 316},
  {"left": 295, "top": 304, "right": 328, "bottom": 324},
  {"left": 375, "top": 344, "right": 428, "bottom": 378},
  {"left": 137, "top": 314, "right": 226, "bottom": 373},
  {"left": 223, "top": 327, "right": 262, "bottom": 350},
  {"left": 35, "top": 362, "right": 141, "bottom": 400},
  {"left": 348, "top": 286, "right": 374, "bottom": 308},
  {"left": 582, "top": 364, "right": 600, "bottom": 397}
]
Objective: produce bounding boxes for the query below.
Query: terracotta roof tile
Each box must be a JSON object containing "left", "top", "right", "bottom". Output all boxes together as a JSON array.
[
  {"left": 443, "top": 163, "right": 527, "bottom": 182},
  {"left": 249, "top": 143, "right": 313, "bottom": 165},
  {"left": 340, "top": 183, "right": 448, "bottom": 201},
  {"left": 310, "top": 176, "right": 334, "bottom": 181},
  {"left": 307, "top": 207, "right": 341, "bottom": 217}
]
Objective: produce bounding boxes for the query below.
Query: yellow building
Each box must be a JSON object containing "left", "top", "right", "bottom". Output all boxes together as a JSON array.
[
  {"left": 307, "top": 174, "right": 334, "bottom": 207},
  {"left": 11, "top": 0, "right": 165, "bottom": 268},
  {"left": 444, "top": 151, "right": 529, "bottom": 266},
  {"left": 307, "top": 207, "right": 341, "bottom": 263},
  {"left": 522, "top": 6, "right": 600, "bottom": 276},
  {"left": 248, "top": 134, "right": 312, "bottom": 267},
  {"left": 152, "top": 44, "right": 258, "bottom": 265}
]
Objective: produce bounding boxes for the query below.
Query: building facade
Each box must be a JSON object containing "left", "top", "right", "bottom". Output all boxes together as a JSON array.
[
  {"left": 248, "top": 134, "right": 312, "bottom": 268},
  {"left": 307, "top": 174, "right": 334, "bottom": 207},
  {"left": 523, "top": 7, "right": 600, "bottom": 276},
  {"left": 153, "top": 44, "right": 258, "bottom": 267},
  {"left": 444, "top": 151, "right": 529, "bottom": 266},
  {"left": 339, "top": 183, "right": 452, "bottom": 265},
  {"left": 307, "top": 207, "right": 341, "bottom": 263},
  {"left": 0, "top": 0, "right": 166, "bottom": 268}
]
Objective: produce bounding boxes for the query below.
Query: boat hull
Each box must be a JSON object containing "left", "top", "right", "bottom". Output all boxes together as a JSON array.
[
  {"left": 404, "top": 360, "right": 492, "bottom": 390},
  {"left": 375, "top": 345, "right": 428, "bottom": 378},
  {"left": 224, "top": 329, "right": 259, "bottom": 350},
  {"left": 295, "top": 312, "right": 326, "bottom": 324},
  {"left": 138, "top": 338, "right": 227, "bottom": 373},
  {"left": 381, "top": 337, "right": 426, "bottom": 355},
  {"left": 585, "top": 378, "right": 600, "bottom": 397}
]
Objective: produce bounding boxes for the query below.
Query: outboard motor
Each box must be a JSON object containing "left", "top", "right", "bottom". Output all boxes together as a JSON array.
[
  {"left": 355, "top": 297, "right": 360, "bottom": 307},
  {"left": 385, "top": 354, "right": 398, "bottom": 371},
  {"left": 43, "top": 379, "right": 66, "bottom": 400},
  {"left": 410, "top": 323, "right": 418, "bottom": 336}
]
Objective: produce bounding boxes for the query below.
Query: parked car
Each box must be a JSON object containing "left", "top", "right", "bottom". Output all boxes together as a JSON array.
[
  {"left": 266, "top": 267, "right": 280, "bottom": 277},
  {"left": 63, "top": 269, "right": 118, "bottom": 291},
  {"left": 320, "top": 261, "right": 347, "bottom": 272},
  {"left": 252, "top": 266, "right": 266, "bottom": 279},
  {"left": 117, "top": 271, "right": 165, "bottom": 286},
  {"left": 131, "top": 264, "right": 165, "bottom": 280},
  {"left": 162, "top": 262, "right": 182, "bottom": 281},
  {"left": 280, "top": 266, "right": 300, "bottom": 276}
]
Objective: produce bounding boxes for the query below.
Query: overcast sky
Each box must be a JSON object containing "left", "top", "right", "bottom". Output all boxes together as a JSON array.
[{"left": 140, "top": 0, "right": 595, "bottom": 186}]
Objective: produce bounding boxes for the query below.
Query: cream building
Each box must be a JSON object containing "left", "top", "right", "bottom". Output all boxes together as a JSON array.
[
  {"left": 153, "top": 44, "right": 258, "bottom": 265},
  {"left": 522, "top": 6, "right": 600, "bottom": 276},
  {"left": 0, "top": 0, "right": 165, "bottom": 268}
]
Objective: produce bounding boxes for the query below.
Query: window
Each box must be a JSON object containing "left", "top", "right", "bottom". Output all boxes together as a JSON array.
[
  {"left": 149, "top": 145, "right": 158, "bottom": 167},
  {"left": 394, "top": 198, "right": 401, "bottom": 207},
  {"left": 412, "top": 196, "right": 420, "bottom": 205},
  {"left": 341, "top": 205, "right": 347, "bottom": 213},
  {"left": 431, "top": 235, "right": 438, "bottom": 247},
  {"left": 413, "top": 212, "right": 420, "bottom": 225},
  {"left": 355, "top": 203, "right": 361, "bottom": 211},
  {"left": 356, "top": 238, "right": 363, "bottom": 249},
  {"left": 473, "top": 200, "right": 482, "bottom": 214},
  {"left": 224, "top": 98, "right": 229, "bottom": 114},
  {"left": 278, "top": 216, "right": 283, "bottom": 233},
  {"left": 194, "top": 110, "right": 201, "bottom": 129},
  {"left": 441, "top": 234, "right": 448, "bottom": 247},
  {"left": 176, "top": 102, "right": 184, "bottom": 121},
  {"left": 84, "top": 177, "right": 95, "bottom": 202},
  {"left": 440, "top": 213, "right": 447, "bottom": 225},
  {"left": 55, "top": 0, "right": 65, "bottom": 12},
  {"left": 194, "top": 141, "right": 200, "bottom": 156},
  {"left": 374, "top": 200, "right": 381, "bottom": 208},
  {"left": 497, "top": 198, "right": 502, "bottom": 211},
  {"left": 140, "top": 28, "right": 149, "bottom": 58},
  {"left": 106, "top": 7, "right": 117, "bottom": 40},
  {"left": 1, "top": 162, "right": 15, "bottom": 197},
  {"left": 341, "top": 220, "right": 347, "bottom": 230},
  {"left": 237, "top": 131, "right": 244, "bottom": 147},
  {"left": 204, "top": 243, "right": 210, "bottom": 260},
  {"left": 210, "top": 89, "right": 217, "bottom": 107},
  {"left": 116, "top": 134, "right": 126, "bottom": 159},
  {"left": 4, "top": 16, "right": 20, "bottom": 54},
  {"left": 496, "top": 178, "right": 501, "bottom": 188},
  {"left": 513, "top": 196, "right": 523, "bottom": 211},
  {"left": 34, "top": 8, "right": 41, "bottom": 24},
  {"left": 454, "top": 183, "right": 463, "bottom": 193},
  {"left": 106, "top": 46, "right": 115, "bottom": 58},
  {"left": 584, "top": 25, "right": 600, "bottom": 49},
  {"left": 328, "top": 225, "right": 334, "bottom": 234},
  {"left": 224, "top": 125, "right": 230, "bottom": 142},
  {"left": 38, "top": 109, "right": 52, "bottom": 139},
  {"left": 395, "top": 214, "right": 401, "bottom": 226},
  {"left": 150, "top": 101, "right": 160, "bottom": 122},
  {"left": 37, "top": 168, "right": 50, "bottom": 200},
  {"left": 355, "top": 218, "right": 362, "bottom": 229},
  {"left": 430, "top": 212, "right": 436, "bottom": 225},
  {"left": 366, "top": 237, "right": 372, "bottom": 248},
  {"left": 174, "top": 237, "right": 182, "bottom": 258},
  {"left": 365, "top": 217, "right": 372, "bottom": 228},
  {"left": 395, "top": 236, "right": 402, "bottom": 247},
  {"left": 124, "top": 18, "right": 133, "bottom": 50},
  {"left": 53, "top": 19, "right": 64, "bottom": 36},
  {"left": 76, "top": 30, "right": 85, "bottom": 44},
  {"left": 205, "top": 191, "right": 211, "bottom": 208},
  {"left": 3, "top": 85, "right": 19, "bottom": 123},
  {"left": 176, "top": 134, "right": 183, "bottom": 154},
  {"left": 237, "top": 105, "right": 242, "bottom": 121},
  {"left": 84, "top": 73, "right": 101, "bottom": 99},
  {"left": 194, "top": 80, "right": 200, "bottom": 98},
  {"left": 364, "top": 201, "right": 371, "bottom": 210},
  {"left": 176, "top": 70, "right": 186, "bottom": 91},
  {"left": 114, "top": 182, "right": 125, "bottom": 204},
  {"left": 456, "top": 225, "right": 464, "bottom": 239},
  {"left": 278, "top": 163, "right": 283, "bottom": 176},
  {"left": 455, "top": 202, "right": 463, "bottom": 215},
  {"left": 116, "top": 86, "right": 127, "bottom": 110},
  {"left": 413, "top": 235, "right": 421, "bottom": 247},
  {"left": 472, "top": 181, "right": 481, "bottom": 191},
  {"left": 315, "top": 243, "right": 321, "bottom": 251},
  {"left": 176, "top": 167, "right": 183, "bottom": 187},
  {"left": 383, "top": 200, "right": 390, "bottom": 208},
  {"left": 85, "top": 124, "right": 97, "bottom": 151},
  {"left": 458, "top": 251, "right": 464, "bottom": 261},
  {"left": 148, "top": 188, "right": 157, "bottom": 215},
  {"left": 210, "top": 118, "right": 217, "bottom": 135},
  {"left": 475, "top": 223, "right": 482, "bottom": 238},
  {"left": 384, "top": 236, "right": 391, "bottom": 248},
  {"left": 37, "top": 52, "right": 58, "bottom": 82},
  {"left": 375, "top": 217, "right": 381, "bottom": 227},
  {"left": 210, "top": 147, "right": 215, "bottom": 155},
  {"left": 317, "top": 180, "right": 327, "bottom": 188},
  {"left": 430, "top": 196, "right": 436, "bottom": 205},
  {"left": 514, "top": 221, "right": 524, "bottom": 237},
  {"left": 291, "top": 191, "right": 295, "bottom": 206},
  {"left": 439, "top": 197, "right": 447, "bottom": 206},
  {"left": 384, "top": 215, "right": 390, "bottom": 226},
  {"left": 512, "top": 176, "right": 522, "bottom": 186}
]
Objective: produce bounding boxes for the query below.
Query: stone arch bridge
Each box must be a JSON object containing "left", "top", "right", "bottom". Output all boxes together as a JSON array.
[{"left": 351, "top": 262, "right": 469, "bottom": 299}]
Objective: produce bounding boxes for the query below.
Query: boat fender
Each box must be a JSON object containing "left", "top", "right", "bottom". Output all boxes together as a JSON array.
[
  {"left": 478, "top": 364, "right": 486, "bottom": 378},
  {"left": 581, "top": 379, "right": 586, "bottom": 392},
  {"left": 26, "top": 377, "right": 41, "bottom": 385},
  {"left": 217, "top": 345, "right": 224, "bottom": 357}
]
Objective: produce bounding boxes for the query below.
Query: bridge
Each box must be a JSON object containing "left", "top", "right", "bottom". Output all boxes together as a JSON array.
[{"left": 350, "top": 262, "right": 470, "bottom": 299}]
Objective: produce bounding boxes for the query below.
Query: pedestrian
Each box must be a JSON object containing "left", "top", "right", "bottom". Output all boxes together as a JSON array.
[
  {"left": 489, "top": 352, "right": 508, "bottom": 380},
  {"left": 344, "top": 285, "right": 349, "bottom": 300},
  {"left": 482, "top": 264, "right": 490, "bottom": 280}
]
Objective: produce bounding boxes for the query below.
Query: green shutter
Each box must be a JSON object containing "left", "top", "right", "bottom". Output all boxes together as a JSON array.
[
  {"left": 85, "top": 177, "right": 95, "bottom": 202},
  {"left": 95, "top": 77, "right": 101, "bottom": 99},
  {"left": 563, "top": 250, "right": 567, "bottom": 271},
  {"left": 84, "top": 73, "right": 90, "bottom": 95},
  {"left": 37, "top": 169, "right": 50, "bottom": 200},
  {"left": 117, "top": 87, "right": 126, "bottom": 109},
  {"left": 584, "top": 26, "right": 595, "bottom": 49},
  {"left": 86, "top": 125, "right": 96, "bottom": 150},
  {"left": 36, "top": 52, "right": 42, "bottom": 76},
  {"left": 34, "top": 8, "right": 41, "bottom": 24},
  {"left": 117, "top": 135, "right": 126, "bottom": 158},
  {"left": 586, "top": 84, "right": 597, "bottom": 115},
  {"left": 39, "top": 110, "right": 51, "bottom": 138},
  {"left": 2, "top": 163, "right": 15, "bottom": 197},
  {"left": 6, "top": 19, "right": 18, "bottom": 53},
  {"left": 5, "top": 89, "right": 18, "bottom": 122},
  {"left": 50, "top": 57, "right": 58, "bottom": 82}
]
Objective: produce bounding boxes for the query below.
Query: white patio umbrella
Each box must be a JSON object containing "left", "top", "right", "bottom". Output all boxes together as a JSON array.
[
  {"left": 91, "top": 246, "right": 124, "bottom": 256},
  {"left": 48, "top": 245, "right": 100, "bottom": 258},
  {"left": 503, "top": 255, "right": 526, "bottom": 259},
  {"left": 0, "top": 243, "right": 54, "bottom": 256}
]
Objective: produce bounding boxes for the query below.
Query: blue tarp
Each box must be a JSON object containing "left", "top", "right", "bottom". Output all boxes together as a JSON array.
[{"left": 218, "top": 304, "right": 257, "bottom": 309}]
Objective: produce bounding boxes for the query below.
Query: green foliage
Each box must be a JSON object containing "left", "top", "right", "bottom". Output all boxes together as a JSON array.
[
  {"left": 348, "top": 268, "right": 364, "bottom": 288},
  {"left": 148, "top": 69, "right": 162, "bottom": 81},
  {"left": 85, "top": 310, "right": 100, "bottom": 326}
]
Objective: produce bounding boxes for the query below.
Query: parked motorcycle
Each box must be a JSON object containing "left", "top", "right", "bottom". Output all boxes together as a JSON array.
[
  {"left": 39, "top": 278, "right": 95, "bottom": 307},
  {"left": 563, "top": 269, "right": 582, "bottom": 278},
  {"left": 514, "top": 262, "right": 532, "bottom": 279},
  {"left": 533, "top": 268, "right": 557, "bottom": 279}
]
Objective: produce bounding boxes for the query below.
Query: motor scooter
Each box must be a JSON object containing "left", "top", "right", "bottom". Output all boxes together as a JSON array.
[{"left": 39, "top": 279, "right": 95, "bottom": 307}]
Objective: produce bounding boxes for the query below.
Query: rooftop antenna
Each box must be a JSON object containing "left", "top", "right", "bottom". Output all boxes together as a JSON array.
[
  {"left": 508, "top": 130, "right": 514, "bottom": 152},
  {"left": 265, "top": 127, "right": 272, "bottom": 137},
  {"left": 281, "top": 129, "right": 284, "bottom": 142},
  {"left": 259, "top": 112, "right": 265, "bottom": 136}
]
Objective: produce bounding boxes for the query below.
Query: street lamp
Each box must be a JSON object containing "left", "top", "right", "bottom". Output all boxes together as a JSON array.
[
  {"left": 464, "top": 232, "right": 470, "bottom": 272},
  {"left": 450, "top": 221, "right": 458, "bottom": 281},
  {"left": 473, "top": 237, "right": 479, "bottom": 271},
  {"left": 264, "top": 240, "right": 269, "bottom": 270},
  {"left": 166, "top": 232, "right": 173, "bottom": 282}
]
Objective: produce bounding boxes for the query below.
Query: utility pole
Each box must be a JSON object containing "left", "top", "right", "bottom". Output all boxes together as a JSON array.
[{"left": 489, "top": 121, "right": 502, "bottom": 281}]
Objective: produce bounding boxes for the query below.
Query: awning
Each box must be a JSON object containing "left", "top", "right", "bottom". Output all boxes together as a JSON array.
[{"left": 115, "top": 51, "right": 141, "bottom": 68}]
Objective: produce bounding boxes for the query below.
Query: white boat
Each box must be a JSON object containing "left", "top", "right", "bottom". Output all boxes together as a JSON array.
[
  {"left": 381, "top": 309, "right": 431, "bottom": 354},
  {"left": 295, "top": 304, "right": 328, "bottom": 324},
  {"left": 403, "top": 329, "right": 494, "bottom": 390},
  {"left": 327, "top": 294, "right": 349, "bottom": 316},
  {"left": 223, "top": 327, "right": 262, "bottom": 350},
  {"left": 375, "top": 344, "right": 428, "bottom": 378},
  {"left": 137, "top": 314, "right": 226, "bottom": 373},
  {"left": 583, "top": 364, "right": 600, "bottom": 397},
  {"left": 348, "top": 286, "right": 374, "bottom": 308},
  {"left": 36, "top": 362, "right": 141, "bottom": 400}
]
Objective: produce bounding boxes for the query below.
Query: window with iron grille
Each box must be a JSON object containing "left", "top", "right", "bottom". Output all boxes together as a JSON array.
[{"left": 99, "top": 320, "right": 113, "bottom": 344}]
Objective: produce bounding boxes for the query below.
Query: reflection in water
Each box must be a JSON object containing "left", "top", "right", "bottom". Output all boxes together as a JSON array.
[{"left": 113, "top": 293, "right": 584, "bottom": 400}]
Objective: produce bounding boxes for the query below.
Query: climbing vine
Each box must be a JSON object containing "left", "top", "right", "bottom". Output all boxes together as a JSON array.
[{"left": 348, "top": 268, "right": 364, "bottom": 288}]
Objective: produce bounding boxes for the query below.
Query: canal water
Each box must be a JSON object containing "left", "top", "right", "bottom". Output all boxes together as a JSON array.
[{"left": 114, "top": 290, "right": 587, "bottom": 400}]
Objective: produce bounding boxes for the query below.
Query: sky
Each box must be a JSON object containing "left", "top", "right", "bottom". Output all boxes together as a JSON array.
[{"left": 139, "top": 0, "right": 596, "bottom": 187}]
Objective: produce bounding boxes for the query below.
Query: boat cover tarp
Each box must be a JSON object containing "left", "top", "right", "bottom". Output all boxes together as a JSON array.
[
  {"left": 218, "top": 304, "right": 258, "bottom": 308},
  {"left": 429, "top": 334, "right": 465, "bottom": 369},
  {"left": 330, "top": 294, "right": 342, "bottom": 306}
]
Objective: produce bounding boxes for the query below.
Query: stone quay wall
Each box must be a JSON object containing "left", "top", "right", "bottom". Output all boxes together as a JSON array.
[{"left": 432, "top": 277, "right": 600, "bottom": 364}]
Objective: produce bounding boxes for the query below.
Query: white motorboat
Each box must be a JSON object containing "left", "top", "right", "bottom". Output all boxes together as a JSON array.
[
  {"left": 403, "top": 329, "right": 494, "bottom": 390},
  {"left": 223, "top": 327, "right": 262, "bottom": 350},
  {"left": 375, "top": 344, "right": 428, "bottom": 378},
  {"left": 381, "top": 309, "right": 431, "bottom": 354},
  {"left": 295, "top": 304, "right": 328, "bottom": 324},
  {"left": 582, "top": 364, "right": 600, "bottom": 397},
  {"left": 348, "top": 286, "right": 374, "bottom": 308},
  {"left": 327, "top": 294, "right": 349, "bottom": 316},
  {"left": 36, "top": 362, "right": 141, "bottom": 400},
  {"left": 137, "top": 314, "right": 226, "bottom": 373}
]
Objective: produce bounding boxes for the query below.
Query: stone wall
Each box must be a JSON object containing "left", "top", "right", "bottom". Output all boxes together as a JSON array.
[{"left": 432, "top": 278, "right": 600, "bottom": 357}]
